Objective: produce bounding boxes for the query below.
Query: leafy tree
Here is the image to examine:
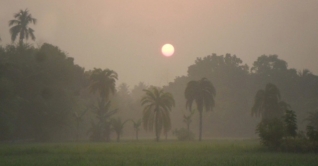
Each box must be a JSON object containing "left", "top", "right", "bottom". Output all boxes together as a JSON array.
[
  {"left": 305, "top": 111, "right": 318, "bottom": 142},
  {"left": 185, "top": 78, "right": 216, "bottom": 141},
  {"left": 284, "top": 110, "right": 297, "bottom": 138},
  {"left": 0, "top": 43, "right": 86, "bottom": 141},
  {"left": 9, "top": 9, "right": 36, "bottom": 44},
  {"left": 141, "top": 87, "right": 175, "bottom": 142},
  {"left": 251, "top": 55, "right": 291, "bottom": 77},
  {"left": 251, "top": 83, "right": 289, "bottom": 119}
]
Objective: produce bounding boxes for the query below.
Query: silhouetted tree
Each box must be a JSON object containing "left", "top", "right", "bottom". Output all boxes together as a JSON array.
[
  {"left": 251, "top": 83, "right": 289, "bottom": 119},
  {"left": 89, "top": 68, "right": 118, "bottom": 141},
  {"left": 89, "top": 68, "right": 117, "bottom": 102},
  {"left": 9, "top": 9, "right": 36, "bottom": 44},
  {"left": 141, "top": 87, "right": 175, "bottom": 142},
  {"left": 185, "top": 78, "right": 216, "bottom": 141}
]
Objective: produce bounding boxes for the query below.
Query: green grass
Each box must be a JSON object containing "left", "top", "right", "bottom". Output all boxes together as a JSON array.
[{"left": 0, "top": 140, "right": 317, "bottom": 166}]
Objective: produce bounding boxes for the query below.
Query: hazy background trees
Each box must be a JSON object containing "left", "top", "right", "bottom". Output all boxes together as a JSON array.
[{"left": 1, "top": 9, "right": 318, "bottom": 142}]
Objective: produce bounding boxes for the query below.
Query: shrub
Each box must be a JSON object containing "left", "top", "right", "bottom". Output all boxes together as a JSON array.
[
  {"left": 306, "top": 125, "right": 318, "bottom": 142},
  {"left": 256, "top": 118, "right": 284, "bottom": 149},
  {"left": 173, "top": 128, "right": 195, "bottom": 141}
]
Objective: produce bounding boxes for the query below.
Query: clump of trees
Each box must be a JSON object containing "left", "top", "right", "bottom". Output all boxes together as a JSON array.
[{"left": 252, "top": 83, "right": 318, "bottom": 152}]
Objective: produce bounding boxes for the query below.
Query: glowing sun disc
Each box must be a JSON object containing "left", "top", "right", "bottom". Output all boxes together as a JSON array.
[{"left": 161, "top": 44, "right": 174, "bottom": 57}]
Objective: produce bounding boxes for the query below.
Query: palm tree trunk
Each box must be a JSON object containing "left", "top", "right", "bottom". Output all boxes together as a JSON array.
[
  {"left": 199, "top": 110, "right": 202, "bottom": 141},
  {"left": 76, "top": 120, "right": 79, "bottom": 141},
  {"left": 19, "top": 38, "right": 23, "bottom": 46},
  {"left": 155, "top": 110, "right": 159, "bottom": 142},
  {"left": 116, "top": 133, "right": 120, "bottom": 142},
  {"left": 136, "top": 130, "right": 138, "bottom": 140},
  {"left": 187, "top": 123, "right": 190, "bottom": 132}
]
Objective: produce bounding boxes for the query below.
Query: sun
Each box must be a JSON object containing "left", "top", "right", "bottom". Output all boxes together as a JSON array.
[{"left": 161, "top": 44, "right": 174, "bottom": 57}]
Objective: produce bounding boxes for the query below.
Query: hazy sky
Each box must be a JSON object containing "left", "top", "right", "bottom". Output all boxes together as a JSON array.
[{"left": 1, "top": 0, "right": 318, "bottom": 87}]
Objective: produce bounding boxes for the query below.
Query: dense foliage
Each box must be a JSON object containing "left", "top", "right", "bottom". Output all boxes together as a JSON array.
[{"left": 0, "top": 43, "right": 85, "bottom": 141}]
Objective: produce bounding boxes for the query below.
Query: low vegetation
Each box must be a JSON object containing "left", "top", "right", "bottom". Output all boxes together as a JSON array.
[{"left": 1, "top": 140, "right": 318, "bottom": 166}]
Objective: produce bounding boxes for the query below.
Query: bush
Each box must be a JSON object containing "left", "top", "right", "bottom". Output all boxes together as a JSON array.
[
  {"left": 256, "top": 118, "right": 285, "bottom": 149},
  {"left": 173, "top": 128, "right": 195, "bottom": 141}
]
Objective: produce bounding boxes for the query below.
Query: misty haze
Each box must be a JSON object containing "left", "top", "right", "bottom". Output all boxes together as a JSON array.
[{"left": 1, "top": 1, "right": 318, "bottom": 165}]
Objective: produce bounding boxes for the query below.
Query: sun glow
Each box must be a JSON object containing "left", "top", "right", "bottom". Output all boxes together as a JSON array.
[{"left": 161, "top": 44, "right": 174, "bottom": 57}]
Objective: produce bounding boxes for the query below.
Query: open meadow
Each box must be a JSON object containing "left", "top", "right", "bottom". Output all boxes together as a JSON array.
[{"left": 1, "top": 139, "right": 317, "bottom": 166}]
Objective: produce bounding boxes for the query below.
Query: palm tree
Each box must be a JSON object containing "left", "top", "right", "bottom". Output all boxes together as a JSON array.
[
  {"left": 89, "top": 68, "right": 118, "bottom": 141},
  {"left": 141, "top": 87, "right": 175, "bottom": 142},
  {"left": 132, "top": 119, "right": 142, "bottom": 140},
  {"left": 110, "top": 117, "right": 130, "bottom": 142},
  {"left": 88, "top": 101, "right": 117, "bottom": 141},
  {"left": 73, "top": 108, "right": 88, "bottom": 141},
  {"left": 183, "top": 109, "right": 195, "bottom": 132},
  {"left": 251, "top": 83, "right": 289, "bottom": 119},
  {"left": 89, "top": 68, "right": 118, "bottom": 102},
  {"left": 9, "top": 9, "right": 37, "bottom": 44},
  {"left": 185, "top": 78, "right": 216, "bottom": 141}
]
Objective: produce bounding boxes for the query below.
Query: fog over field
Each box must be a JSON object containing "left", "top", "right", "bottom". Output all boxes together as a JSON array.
[
  {"left": 1, "top": 0, "right": 318, "bottom": 86},
  {"left": 2, "top": 0, "right": 318, "bottom": 149}
]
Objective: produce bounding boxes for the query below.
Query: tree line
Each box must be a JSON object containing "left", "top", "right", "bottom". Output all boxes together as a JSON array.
[{"left": 1, "top": 9, "right": 318, "bottom": 147}]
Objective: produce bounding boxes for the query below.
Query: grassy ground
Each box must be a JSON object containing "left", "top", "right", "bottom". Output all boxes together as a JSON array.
[{"left": 0, "top": 139, "right": 317, "bottom": 166}]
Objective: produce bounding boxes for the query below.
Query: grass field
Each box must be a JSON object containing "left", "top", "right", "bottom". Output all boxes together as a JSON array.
[{"left": 0, "top": 139, "right": 317, "bottom": 166}]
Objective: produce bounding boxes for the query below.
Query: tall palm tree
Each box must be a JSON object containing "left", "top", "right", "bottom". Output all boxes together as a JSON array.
[
  {"left": 89, "top": 68, "right": 118, "bottom": 102},
  {"left": 89, "top": 68, "right": 118, "bottom": 141},
  {"left": 251, "top": 83, "right": 289, "bottom": 119},
  {"left": 141, "top": 87, "right": 175, "bottom": 142},
  {"left": 185, "top": 78, "right": 216, "bottom": 141},
  {"left": 9, "top": 9, "right": 37, "bottom": 44}
]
